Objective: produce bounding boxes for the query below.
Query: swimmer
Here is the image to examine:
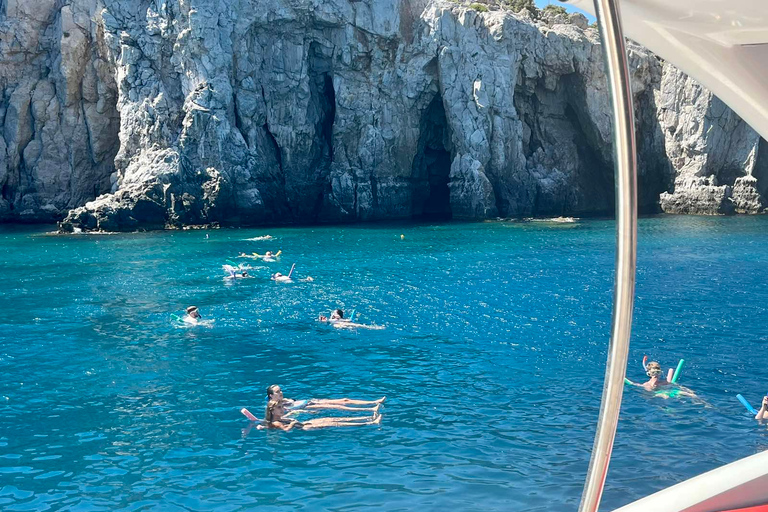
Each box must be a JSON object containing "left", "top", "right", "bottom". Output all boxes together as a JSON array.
[
  {"left": 223, "top": 264, "right": 250, "bottom": 279},
  {"left": 318, "top": 309, "right": 346, "bottom": 322},
  {"left": 238, "top": 250, "right": 282, "bottom": 261},
  {"left": 318, "top": 310, "right": 384, "bottom": 330},
  {"left": 266, "top": 384, "right": 385, "bottom": 413},
  {"left": 756, "top": 396, "right": 768, "bottom": 420},
  {"left": 271, "top": 272, "right": 292, "bottom": 283},
  {"left": 640, "top": 361, "right": 671, "bottom": 391},
  {"left": 271, "top": 263, "right": 308, "bottom": 282},
  {"left": 625, "top": 361, "right": 671, "bottom": 391},
  {"left": 626, "top": 361, "right": 697, "bottom": 399},
  {"left": 184, "top": 306, "right": 202, "bottom": 324},
  {"left": 263, "top": 400, "right": 381, "bottom": 431}
]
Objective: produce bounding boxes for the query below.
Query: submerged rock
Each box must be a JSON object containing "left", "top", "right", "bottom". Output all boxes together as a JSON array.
[{"left": 0, "top": 0, "right": 764, "bottom": 230}]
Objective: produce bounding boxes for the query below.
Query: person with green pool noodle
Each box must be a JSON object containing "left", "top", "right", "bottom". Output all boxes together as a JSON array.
[{"left": 625, "top": 359, "right": 695, "bottom": 398}]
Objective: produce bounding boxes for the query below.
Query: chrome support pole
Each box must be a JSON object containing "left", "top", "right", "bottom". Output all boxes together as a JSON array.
[{"left": 578, "top": 0, "right": 638, "bottom": 510}]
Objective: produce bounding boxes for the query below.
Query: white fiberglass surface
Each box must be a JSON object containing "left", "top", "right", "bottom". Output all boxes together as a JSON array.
[
  {"left": 612, "top": 450, "right": 768, "bottom": 512},
  {"left": 566, "top": 0, "right": 768, "bottom": 140}
]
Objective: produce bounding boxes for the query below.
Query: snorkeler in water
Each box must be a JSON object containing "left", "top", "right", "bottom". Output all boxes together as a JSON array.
[
  {"left": 223, "top": 265, "right": 250, "bottom": 279},
  {"left": 265, "top": 384, "right": 385, "bottom": 413},
  {"left": 184, "top": 306, "right": 202, "bottom": 324},
  {"left": 626, "top": 360, "right": 697, "bottom": 399},
  {"left": 319, "top": 309, "right": 346, "bottom": 322},
  {"left": 271, "top": 263, "right": 312, "bottom": 282},
  {"left": 262, "top": 399, "right": 381, "bottom": 431},
  {"left": 271, "top": 272, "right": 292, "bottom": 282},
  {"left": 639, "top": 361, "right": 671, "bottom": 391}
]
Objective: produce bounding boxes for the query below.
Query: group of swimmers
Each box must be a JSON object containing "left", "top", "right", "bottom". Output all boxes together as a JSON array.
[
  {"left": 177, "top": 245, "right": 387, "bottom": 432},
  {"left": 241, "top": 384, "right": 385, "bottom": 431}
]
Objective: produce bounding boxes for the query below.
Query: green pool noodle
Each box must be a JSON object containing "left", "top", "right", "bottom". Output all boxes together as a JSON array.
[
  {"left": 671, "top": 359, "right": 685, "bottom": 383},
  {"left": 624, "top": 378, "right": 633, "bottom": 385}
]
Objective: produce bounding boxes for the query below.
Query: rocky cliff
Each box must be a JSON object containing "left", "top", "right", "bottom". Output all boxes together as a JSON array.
[{"left": 0, "top": 0, "right": 765, "bottom": 230}]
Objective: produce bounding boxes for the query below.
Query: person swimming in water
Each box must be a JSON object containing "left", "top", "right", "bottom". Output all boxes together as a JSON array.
[
  {"left": 223, "top": 265, "right": 250, "bottom": 279},
  {"left": 271, "top": 272, "right": 291, "bottom": 282},
  {"left": 266, "top": 384, "right": 385, "bottom": 413},
  {"left": 271, "top": 263, "right": 312, "bottom": 282},
  {"left": 318, "top": 309, "right": 385, "bottom": 330},
  {"left": 184, "top": 306, "right": 202, "bottom": 324},
  {"left": 238, "top": 250, "right": 282, "bottom": 260},
  {"left": 263, "top": 399, "right": 381, "bottom": 431},
  {"left": 319, "top": 309, "right": 346, "bottom": 322},
  {"left": 755, "top": 396, "right": 768, "bottom": 420},
  {"left": 639, "top": 361, "right": 671, "bottom": 391}
]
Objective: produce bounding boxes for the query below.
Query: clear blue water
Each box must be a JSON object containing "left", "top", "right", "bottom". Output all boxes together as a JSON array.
[{"left": 1, "top": 216, "right": 768, "bottom": 511}]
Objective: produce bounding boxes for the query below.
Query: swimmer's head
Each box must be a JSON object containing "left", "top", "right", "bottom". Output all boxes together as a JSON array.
[
  {"left": 242, "top": 270, "right": 248, "bottom": 277},
  {"left": 331, "top": 309, "right": 344, "bottom": 320},
  {"left": 646, "top": 361, "right": 663, "bottom": 378},
  {"left": 186, "top": 306, "right": 201, "bottom": 318},
  {"left": 266, "top": 384, "right": 283, "bottom": 401},
  {"left": 265, "top": 251, "right": 273, "bottom": 257},
  {"left": 272, "top": 272, "right": 282, "bottom": 279}
]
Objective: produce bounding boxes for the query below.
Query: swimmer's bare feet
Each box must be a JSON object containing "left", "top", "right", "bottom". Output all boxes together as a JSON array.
[
  {"left": 375, "top": 397, "right": 386, "bottom": 404},
  {"left": 373, "top": 403, "right": 381, "bottom": 414},
  {"left": 372, "top": 413, "right": 382, "bottom": 425}
]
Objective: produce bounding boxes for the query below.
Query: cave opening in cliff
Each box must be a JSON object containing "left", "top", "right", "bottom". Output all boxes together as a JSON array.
[
  {"left": 303, "top": 43, "right": 337, "bottom": 219},
  {"left": 412, "top": 94, "right": 452, "bottom": 220},
  {"left": 320, "top": 74, "right": 336, "bottom": 163},
  {"left": 564, "top": 102, "right": 615, "bottom": 214}
]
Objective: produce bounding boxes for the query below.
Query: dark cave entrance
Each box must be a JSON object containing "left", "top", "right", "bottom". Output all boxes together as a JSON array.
[
  {"left": 412, "top": 94, "right": 452, "bottom": 220},
  {"left": 315, "top": 73, "right": 336, "bottom": 166}
]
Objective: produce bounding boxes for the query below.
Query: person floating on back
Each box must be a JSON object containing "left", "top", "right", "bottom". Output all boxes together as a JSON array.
[
  {"left": 238, "top": 250, "right": 282, "bottom": 261},
  {"left": 265, "top": 384, "right": 385, "bottom": 413},
  {"left": 260, "top": 400, "right": 381, "bottom": 431}
]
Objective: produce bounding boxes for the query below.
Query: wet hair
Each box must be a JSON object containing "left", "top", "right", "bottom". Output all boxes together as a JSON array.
[
  {"left": 265, "top": 400, "right": 282, "bottom": 423},
  {"left": 266, "top": 384, "right": 280, "bottom": 400},
  {"left": 646, "top": 361, "right": 663, "bottom": 377},
  {"left": 333, "top": 309, "right": 344, "bottom": 319}
]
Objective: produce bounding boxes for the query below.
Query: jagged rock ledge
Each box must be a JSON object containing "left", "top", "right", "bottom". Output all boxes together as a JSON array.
[{"left": 0, "top": 0, "right": 765, "bottom": 232}]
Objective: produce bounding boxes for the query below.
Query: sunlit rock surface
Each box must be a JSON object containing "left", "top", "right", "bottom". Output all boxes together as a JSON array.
[{"left": 0, "top": 0, "right": 764, "bottom": 229}]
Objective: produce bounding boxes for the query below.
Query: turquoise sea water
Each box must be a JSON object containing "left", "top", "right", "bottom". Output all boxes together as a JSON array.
[{"left": 1, "top": 217, "right": 768, "bottom": 511}]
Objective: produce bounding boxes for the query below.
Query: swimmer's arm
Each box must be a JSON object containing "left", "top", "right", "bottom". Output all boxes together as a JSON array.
[
  {"left": 273, "top": 420, "right": 299, "bottom": 431},
  {"left": 756, "top": 398, "right": 768, "bottom": 420}
]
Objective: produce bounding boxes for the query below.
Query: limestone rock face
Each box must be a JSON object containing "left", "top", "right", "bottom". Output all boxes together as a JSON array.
[
  {"left": 657, "top": 67, "right": 767, "bottom": 214},
  {"left": 0, "top": 0, "right": 765, "bottom": 230},
  {"left": 0, "top": 0, "right": 120, "bottom": 222}
]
